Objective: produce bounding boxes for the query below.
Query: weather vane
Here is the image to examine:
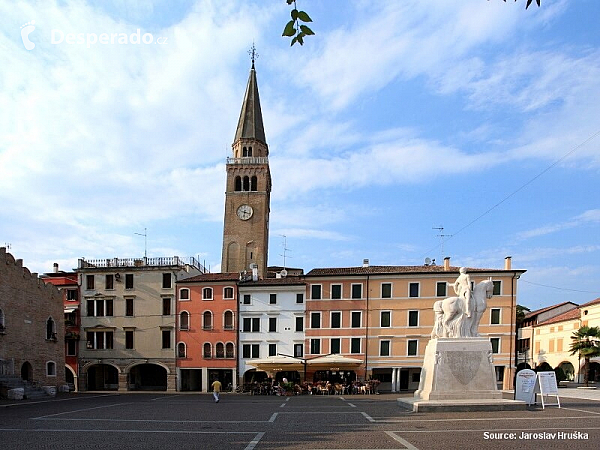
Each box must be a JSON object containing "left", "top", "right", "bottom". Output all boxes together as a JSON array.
[{"left": 248, "top": 43, "right": 258, "bottom": 69}]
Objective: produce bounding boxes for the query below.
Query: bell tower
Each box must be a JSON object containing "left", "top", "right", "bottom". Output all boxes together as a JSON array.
[{"left": 221, "top": 47, "right": 271, "bottom": 278}]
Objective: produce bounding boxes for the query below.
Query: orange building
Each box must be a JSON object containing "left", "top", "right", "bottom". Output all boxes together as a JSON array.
[{"left": 176, "top": 273, "right": 239, "bottom": 392}]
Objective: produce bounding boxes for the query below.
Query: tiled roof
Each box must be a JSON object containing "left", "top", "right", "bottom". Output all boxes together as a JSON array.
[
  {"left": 523, "top": 301, "right": 578, "bottom": 320},
  {"left": 537, "top": 308, "right": 581, "bottom": 326},
  {"left": 239, "top": 276, "right": 306, "bottom": 286},
  {"left": 579, "top": 297, "right": 600, "bottom": 309},
  {"left": 177, "top": 272, "right": 240, "bottom": 283},
  {"left": 306, "top": 265, "right": 517, "bottom": 277}
]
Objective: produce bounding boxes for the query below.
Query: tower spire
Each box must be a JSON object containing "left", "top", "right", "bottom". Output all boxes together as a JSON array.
[{"left": 234, "top": 45, "right": 266, "bottom": 145}]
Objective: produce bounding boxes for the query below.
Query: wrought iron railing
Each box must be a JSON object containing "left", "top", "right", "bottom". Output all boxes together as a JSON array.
[{"left": 78, "top": 256, "right": 205, "bottom": 272}]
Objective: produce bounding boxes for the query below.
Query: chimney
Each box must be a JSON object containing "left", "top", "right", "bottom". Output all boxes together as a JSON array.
[
  {"left": 363, "top": 259, "right": 369, "bottom": 268},
  {"left": 443, "top": 257, "right": 451, "bottom": 271},
  {"left": 53, "top": 263, "right": 59, "bottom": 273},
  {"left": 504, "top": 256, "right": 512, "bottom": 271}
]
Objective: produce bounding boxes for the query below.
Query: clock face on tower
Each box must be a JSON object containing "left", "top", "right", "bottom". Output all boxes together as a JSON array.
[{"left": 237, "top": 204, "right": 254, "bottom": 220}]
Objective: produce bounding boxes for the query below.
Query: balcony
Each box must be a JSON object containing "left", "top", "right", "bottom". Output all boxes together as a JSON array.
[
  {"left": 226, "top": 157, "right": 268, "bottom": 165},
  {"left": 78, "top": 256, "right": 205, "bottom": 272}
]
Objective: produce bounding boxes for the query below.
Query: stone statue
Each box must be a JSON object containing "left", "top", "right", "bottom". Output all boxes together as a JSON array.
[{"left": 431, "top": 273, "right": 494, "bottom": 339}]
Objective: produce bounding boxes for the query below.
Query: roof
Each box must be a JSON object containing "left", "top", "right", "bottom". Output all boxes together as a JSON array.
[
  {"left": 234, "top": 67, "right": 266, "bottom": 144},
  {"left": 523, "top": 301, "right": 578, "bottom": 320},
  {"left": 537, "top": 308, "right": 581, "bottom": 326},
  {"left": 305, "top": 265, "right": 522, "bottom": 277},
  {"left": 579, "top": 297, "right": 600, "bottom": 309},
  {"left": 177, "top": 272, "right": 240, "bottom": 283},
  {"left": 239, "top": 276, "right": 306, "bottom": 287}
]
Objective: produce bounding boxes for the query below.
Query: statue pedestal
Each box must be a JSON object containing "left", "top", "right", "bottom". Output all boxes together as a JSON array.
[{"left": 398, "top": 338, "right": 527, "bottom": 412}]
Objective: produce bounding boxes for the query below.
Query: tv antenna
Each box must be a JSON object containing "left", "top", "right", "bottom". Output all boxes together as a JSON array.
[
  {"left": 432, "top": 225, "right": 452, "bottom": 258},
  {"left": 134, "top": 228, "right": 147, "bottom": 259},
  {"left": 279, "top": 234, "right": 291, "bottom": 269}
]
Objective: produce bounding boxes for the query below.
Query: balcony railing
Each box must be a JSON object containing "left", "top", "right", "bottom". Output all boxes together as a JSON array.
[
  {"left": 78, "top": 256, "right": 205, "bottom": 272},
  {"left": 226, "top": 157, "right": 269, "bottom": 165}
]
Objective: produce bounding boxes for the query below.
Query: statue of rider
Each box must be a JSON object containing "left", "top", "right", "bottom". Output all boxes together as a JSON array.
[{"left": 452, "top": 267, "right": 472, "bottom": 318}]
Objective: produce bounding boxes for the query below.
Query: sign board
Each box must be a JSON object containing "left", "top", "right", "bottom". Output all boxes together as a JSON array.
[
  {"left": 515, "top": 369, "right": 537, "bottom": 405},
  {"left": 534, "top": 371, "right": 560, "bottom": 409}
]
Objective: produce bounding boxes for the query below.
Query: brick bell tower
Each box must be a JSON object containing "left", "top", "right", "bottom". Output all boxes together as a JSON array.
[{"left": 221, "top": 47, "right": 271, "bottom": 278}]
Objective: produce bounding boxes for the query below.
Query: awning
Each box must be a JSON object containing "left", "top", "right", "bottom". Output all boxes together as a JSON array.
[
  {"left": 64, "top": 307, "right": 78, "bottom": 313},
  {"left": 247, "top": 355, "right": 305, "bottom": 372},
  {"left": 306, "top": 354, "right": 363, "bottom": 370}
]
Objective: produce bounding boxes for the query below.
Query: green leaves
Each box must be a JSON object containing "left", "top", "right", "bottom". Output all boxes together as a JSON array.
[{"left": 283, "top": 1, "right": 315, "bottom": 46}]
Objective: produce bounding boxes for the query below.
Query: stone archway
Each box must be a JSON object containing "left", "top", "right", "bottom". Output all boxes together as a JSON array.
[
  {"left": 86, "top": 364, "right": 119, "bottom": 391},
  {"left": 558, "top": 361, "right": 575, "bottom": 381},
  {"left": 128, "top": 363, "right": 167, "bottom": 391},
  {"left": 20, "top": 361, "right": 33, "bottom": 382}
]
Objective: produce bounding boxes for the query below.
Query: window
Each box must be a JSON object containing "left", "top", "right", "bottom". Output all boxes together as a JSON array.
[
  {"left": 67, "top": 340, "right": 77, "bottom": 356},
  {"left": 491, "top": 338, "right": 500, "bottom": 354},
  {"left": 331, "top": 311, "right": 341, "bottom": 329},
  {"left": 243, "top": 344, "right": 259, "bottom": 358},
  {"left": 407, "top": 340, "right": 418, "bottom": 356},
  {"left": 162, "top": 273, "right": 172, "bottom": 289},
  {"left": 125, "top": 274, "right": 134, "bottom": 289},
  {"left": 125, "top": 330, "right": 134, "bottom": 349},
  {"left": 350, "top": 337, "right": 361, "bottom": 354},
  {"left": 330, "top": 338, "right": 341, "bottom": 354},
  {"left": 490, "top": 308, "right": 501, "bottom": 325},
  {"left": 0, "top": 308, "right": 4, "bottom": 332},
  {"left": 294, "top": 343, "right": 303, "bottom": 358},
  {"left": 381, "top": 283, "right": 392, "bottom": 298},
  {"left": 311, "top": 285, "right": 322, "bottom": 300},
  {"left": 269, "top": 293, "right": 277, "bottom": 304},
  {"left": 310, "top": 338, "right": 321, "bottom": 354},
  {"left": 125, "top": 298, "right": 134, "bottom": 317},
  {"left": 216, "top": 342, "right": 225, "bottom": 358},
  {"left": 162, "top": 297, "right": 171, "bottom": 316},
  {"left": 46, "top": 361, "right": 56, "bottom": 377},
  {"left": 226, "top": 342, "right": 235, "bottom": 358},
  {"left": 409, "top": 283, "right": 419, "bottom": 297},
  {"left": 380, "top": 340, "right": 390, "bottom": 356},
  {"left": 436, "top": 282, "right": 447, "bottom": 297},
  {"left": 86, "top": 331, "right": 114, "bottom": 350},
  {"left": 296, "top": 293, "right": 304, "bottom": 304},
  {"left": 66, "top": 289, "right": 78, "bottom": 301},
  {"left": 311, "top": 312, "right": 321, "bottom": 329},
  {"left": 86, "top": 299, "right": 113, "bottom": 317},
  {"left": 224, "top": 311, "right": 234, "bottom": 330},
  {"left": 269, "top": 343, "right": 277, "bottom": 356},
  {"left": 177, "top": 342, "right": 186, "bottom": 358},
  {"left": 203, "top": 311, "right": 213, "bottom": 330},
  {"left": 224, "top": 287, "right": 234, "bottom": 299},
  {"left": 331, "top": 284, "right": 342, "bottom": 299},
  {"left": 408, "top": 311, "right": 419, "bottom": 327},
  {"left": 269, "top": 317, "right": 277, "bottom": 332},
  {"left": 295, "top": 316, "right": 304, "bottom": 332},
  {"left": 380, "top": 311, "right": 391, "bottom": 328},
  {"left": 105, "top": 274, "right": 114, "bottom": 290},
  {"left": 243, "top": 317, "right": 260, "bottom": 332},
  {"left": 162, "top": 330, "right": 171, "bottom": 349},
  {"left": 203, "top": 343, "right": 212, "bottom": 358},
  {"left": 46, "top": 317, "right": 56, "bottom": 340},
  {"left": 243, "top": 294, "right": 251, "bottom": 305},
  {"left": 180, "top": 311, "right": 189, "bottom": 330},
  {"left": 351, "top": 311, "right": 361, "bottom": 328},
  {"left": 203, "top": 287, "right": 213, "bottom": 300},
  {"left": 351, "top": 284, "right": 362, "bottom": 299},
  {"left": 179, "top": 288, "right": 190, "bottom": 300},
  {"left": 86, "top": 275, "right": 94, "bottom": 290},
  {"left": 493, "top": 281, "right": 501, "bottom": 296}
]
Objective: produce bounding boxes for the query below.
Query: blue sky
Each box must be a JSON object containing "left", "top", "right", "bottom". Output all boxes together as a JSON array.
[{"left": 1, "top": 0, "right": 599, "bottom": 311}]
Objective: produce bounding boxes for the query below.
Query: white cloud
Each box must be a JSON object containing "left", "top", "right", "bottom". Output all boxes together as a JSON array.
[{"left": 518, "top": 209, "right": 600, "bottom": 240}]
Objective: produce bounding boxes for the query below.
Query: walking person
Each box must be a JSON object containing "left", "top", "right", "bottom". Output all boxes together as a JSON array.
[{"left": 211, "top": 378, "right": 222, "bottom": 403}]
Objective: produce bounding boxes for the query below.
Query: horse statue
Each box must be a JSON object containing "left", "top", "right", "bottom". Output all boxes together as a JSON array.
[{"left": 431, "top": 279, "right": 494, "bottom": 339}]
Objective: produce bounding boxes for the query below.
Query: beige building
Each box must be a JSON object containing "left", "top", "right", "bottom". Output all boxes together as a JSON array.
[
  {"left": 0, "top": 247, "right": 66, "bottom": 392},
  {"left": 77, "top": 256, "right": 203, "bottom": 391}
]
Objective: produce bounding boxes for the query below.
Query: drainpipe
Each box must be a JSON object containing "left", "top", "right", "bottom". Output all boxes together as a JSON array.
[
  {"left": 236, "top": 282, "right": 240, "bottom": 389},
  {"left": 364, "top": 274, "right": 370, "bottom": 381},
  {"left": 510, "top": 271, "right": 516, "bottom": 390}
]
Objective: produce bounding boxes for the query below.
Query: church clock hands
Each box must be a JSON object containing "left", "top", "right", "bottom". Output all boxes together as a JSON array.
[{"left": 237, "top": 204, "right": 254, "bottom": 220}]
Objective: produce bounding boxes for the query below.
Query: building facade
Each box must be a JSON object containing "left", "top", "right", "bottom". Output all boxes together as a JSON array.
[
  {"left": 0, "top": 247, "right": 66, "bottom": 390},
  {"left": 77, "top": 256, "right": 203, "bottom": 392}
]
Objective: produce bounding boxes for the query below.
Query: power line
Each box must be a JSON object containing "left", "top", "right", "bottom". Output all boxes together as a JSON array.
[{"left": 521, "top": 280, "right": 600, "bottom": 295}]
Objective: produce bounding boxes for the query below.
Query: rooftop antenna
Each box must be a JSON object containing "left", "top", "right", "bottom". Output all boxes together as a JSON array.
[
  {"left": 433, "top": 225, "right": 452, "bottom": 260},
  {"left": 279, "top": 234, "right": 290, "bottom": 269},
  {"left": 134, "top": 228, "right": 147, "bottom": 259}
]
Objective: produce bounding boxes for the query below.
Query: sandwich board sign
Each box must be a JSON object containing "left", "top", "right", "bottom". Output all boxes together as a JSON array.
[
  {"left": 515, "top": 369, "right": 536, "bottom": 405},
  {"left": 534, "top": 371, "right": 560, "bottom": 409}
]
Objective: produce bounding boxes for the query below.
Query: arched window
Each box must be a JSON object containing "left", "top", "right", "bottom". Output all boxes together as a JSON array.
[
  {"left": 235, "top": 176, "right": 242, "bottom": 191},
  {"left": 243, "top": 176, "right": 250, "bottom": 191},
  {"left": 226, "top": 342, "right": 235, "bottom": 359},
  {"left": 203, "top": 311, "right": 213, "bottom": 330},
  {"left": 177, "top": 342, "right": 186, "bottom": 358},
  {"left": 224, "top": 310, "right": 234, "bottom": 330},
  {"left": 203, "top": 343, "right": 212, "bottom": 358},
  {"left": 179, "top": 311, "right": 189, "bottom": 330},
  {"left": 46, "top": 361, "right": 56, "bottom": 376},
  {"left": 216, "top": 342, "right": 225, "bottom": 358},
  {"left": 251, "top": 176, "right": 257, "bottom": 191},
  {"left": 248, "top": 146, "right": 253, "bottom": 157},
  {"left": 179, "top": 288, "right": 190, "bottom": 301},
  {"left": 46, "top": 317, "right": 56, "bottom": 340},
  {"left": 243, "top": 146, "right": 248, "bottom": 157},
  {"left": 202, "top": 287, "right": 213, "bottom": 300}
]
